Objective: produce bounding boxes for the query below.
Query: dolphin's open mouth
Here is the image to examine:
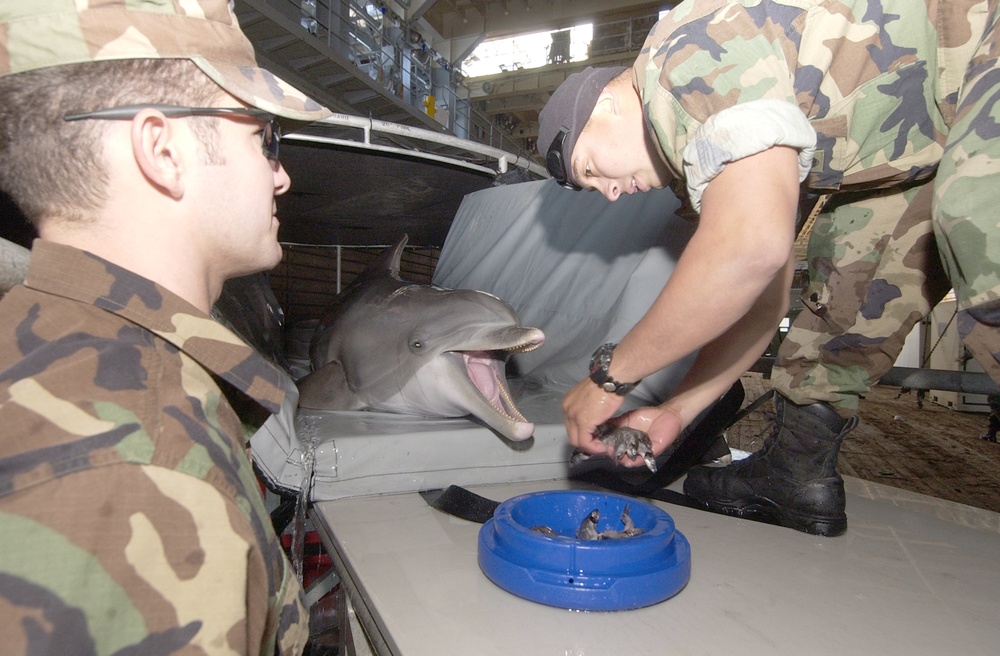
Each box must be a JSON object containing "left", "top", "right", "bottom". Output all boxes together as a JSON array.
[{"left": 461, "top": 343, "right": 539, "bottom": 422}]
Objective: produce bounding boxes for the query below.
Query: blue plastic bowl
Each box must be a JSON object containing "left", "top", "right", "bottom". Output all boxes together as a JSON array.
[{"left": 478, "top": 490, "right": 690, "bottom": 611}]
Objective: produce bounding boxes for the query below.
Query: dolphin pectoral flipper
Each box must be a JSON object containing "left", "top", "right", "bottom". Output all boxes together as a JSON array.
[{"left": 296, "top": 361, "right": 358, "bottom": 410}]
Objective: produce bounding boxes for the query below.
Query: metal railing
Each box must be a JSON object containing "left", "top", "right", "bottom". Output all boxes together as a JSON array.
[
  {"left": 290, "top": 113, "right": 547, "bottom": 178},
  {"left": 255, "top": 0, "right": 535, "bottom": 160}
]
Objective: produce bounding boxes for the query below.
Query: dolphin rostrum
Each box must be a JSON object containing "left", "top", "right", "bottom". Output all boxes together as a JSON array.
[{"left": 297, "top": 235, "right": 545, "bottom": 441}]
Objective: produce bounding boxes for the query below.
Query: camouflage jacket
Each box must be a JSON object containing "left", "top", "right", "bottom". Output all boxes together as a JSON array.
[
  {"left": 0, "top": 240, "right": 308, "bottom": 656},
  {"left": 634, "top": 0, "right": 992, "bottom": 210}
]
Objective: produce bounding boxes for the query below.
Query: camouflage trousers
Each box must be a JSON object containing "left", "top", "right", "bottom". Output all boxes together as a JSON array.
[
  {"left": 774, "top": 3, "right": 1000, "bottom": 412},
  {"left": 933, "top": 2, "right": 1000, "bottom": 389},
  {"left": 772, "top": 183, "right": 951, "bottom": 413}
]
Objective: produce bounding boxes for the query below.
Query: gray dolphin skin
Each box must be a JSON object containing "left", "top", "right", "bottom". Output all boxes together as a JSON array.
[{"left": 297, "top": 235, "right": 546, "bottom": 441}]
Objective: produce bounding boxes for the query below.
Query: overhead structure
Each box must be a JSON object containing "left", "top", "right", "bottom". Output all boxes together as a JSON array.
[{"left": 234, "top": 0, "right": 669, "bottom": 159}]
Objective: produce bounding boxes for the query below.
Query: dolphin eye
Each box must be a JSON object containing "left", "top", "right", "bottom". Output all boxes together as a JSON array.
[{"left": 411, "top": 340, "right": 423, "bottom": 349}]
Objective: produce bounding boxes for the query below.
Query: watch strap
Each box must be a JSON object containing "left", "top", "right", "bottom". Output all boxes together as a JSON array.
[{"left": 588, "top": 343, "right": 640, "bottom": 396}]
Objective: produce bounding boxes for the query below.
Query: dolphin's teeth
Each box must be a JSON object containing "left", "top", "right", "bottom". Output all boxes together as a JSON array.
[
  {"left": 496, "top": 382, "right": 527, "bottom": 422},
  {"left": 463, "top": 350, "right": 527, "bottom": 423},
  {"left": 505, "top": 342, "right": 542, "bottom": 354}
]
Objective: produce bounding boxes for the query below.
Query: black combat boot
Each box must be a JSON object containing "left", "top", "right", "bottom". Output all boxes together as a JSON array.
[{"left": 683, "top": 392, "right": 858, "bottom": 537}]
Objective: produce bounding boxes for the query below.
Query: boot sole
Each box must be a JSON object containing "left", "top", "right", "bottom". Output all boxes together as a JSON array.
[{"left": 691, "top": 496, "right": 847, "bottom": 537}]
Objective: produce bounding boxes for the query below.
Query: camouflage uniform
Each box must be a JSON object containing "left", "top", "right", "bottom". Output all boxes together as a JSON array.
[
  {"left": 0, "top": 241, "right": 308, "bottom": 655},
  {"left": 634, "top": 0, "right": 1000, "bottom": 412},
  {"left": 0, "top": 0, "right": 330, "bottom": 124}
]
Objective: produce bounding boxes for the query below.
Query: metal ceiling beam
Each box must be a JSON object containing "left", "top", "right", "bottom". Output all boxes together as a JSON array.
[{"left": 401, "top": 0, "right": 439, "bottom": 24}]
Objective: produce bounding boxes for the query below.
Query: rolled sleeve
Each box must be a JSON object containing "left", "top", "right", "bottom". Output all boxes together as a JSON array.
[{"left": 682, "top": 99, "right": 817, "bottom": 211}]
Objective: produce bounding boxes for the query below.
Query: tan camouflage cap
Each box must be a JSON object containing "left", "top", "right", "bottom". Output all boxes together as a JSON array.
[{"left": 0, "top": 0, "right": 331, "bottom": 123}]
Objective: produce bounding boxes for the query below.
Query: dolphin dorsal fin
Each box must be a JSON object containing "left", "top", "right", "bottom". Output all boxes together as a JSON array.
[{"left": 374, "top": 234, "right": 409, "bottom": 279}]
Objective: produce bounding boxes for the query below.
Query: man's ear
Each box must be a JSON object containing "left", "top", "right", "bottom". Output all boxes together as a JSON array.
[
  {"left": 131, "top": 110, "right": 185, "bottom": 199},
  {"left": 594, "top": 87, "right": 622, "bottom": 117}
]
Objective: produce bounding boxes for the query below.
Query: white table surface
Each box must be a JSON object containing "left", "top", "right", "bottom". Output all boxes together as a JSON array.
[{"left": 312, "top": 476, "right": 1000, "bottom": 656}]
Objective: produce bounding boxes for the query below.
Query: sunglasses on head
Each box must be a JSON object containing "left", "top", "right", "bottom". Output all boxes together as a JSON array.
[
  {"left": 545, "top": 127, "right": 582, "bottom": 191},
  {"left": 64, "top": 104, "right": 281, "bottom": 167}
]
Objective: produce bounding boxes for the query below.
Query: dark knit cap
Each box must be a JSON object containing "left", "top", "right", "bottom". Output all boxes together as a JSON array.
[{"left": 537, "top": 66, "right": 626, "bottom": 186}]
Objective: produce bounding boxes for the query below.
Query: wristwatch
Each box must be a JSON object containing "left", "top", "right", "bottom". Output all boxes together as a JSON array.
[{"left": 588, "top": 343, "right": 641, "bottom": 396}]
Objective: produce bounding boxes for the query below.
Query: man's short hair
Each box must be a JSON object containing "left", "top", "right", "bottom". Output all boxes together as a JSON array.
[
  {"left": 0, "top": 0, "right": 332, "bottom": 225},
  {"left": 0, "top": 59, "right": 225, "bottom": 224}
]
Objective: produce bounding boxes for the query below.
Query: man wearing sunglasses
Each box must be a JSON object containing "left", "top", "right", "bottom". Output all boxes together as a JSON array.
[
  {"left": 0, "top": 1, "right": 329, "bottom": 653},
  {"left": 538, "top": 0, "right": 1000, "bottom": 538}
]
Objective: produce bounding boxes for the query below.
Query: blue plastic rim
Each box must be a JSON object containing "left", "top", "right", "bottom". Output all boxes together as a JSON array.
[{"left": 478, "top": 490, "right": 690, "bottom": 611}]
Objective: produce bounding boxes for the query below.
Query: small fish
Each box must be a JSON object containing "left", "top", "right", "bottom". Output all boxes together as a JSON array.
[
  {"left": 531, "top": 506, "right": 646, "bottom": 540},
  {"left": 530, "top": 525, "right": 559, "bottom": 536},
  {"left": 576, "top": 509, "right": 601, "bottom": 540},
  {"left": 594, "top": 505, "right": 644, "bottom": 540},
  {"left": 592, "top": 423, "right": 658, "bottom": 473}
]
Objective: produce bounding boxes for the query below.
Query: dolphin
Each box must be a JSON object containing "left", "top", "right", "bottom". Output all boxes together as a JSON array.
[{"left": 297, "top": 235, "right": 545, "bottom": 441}]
